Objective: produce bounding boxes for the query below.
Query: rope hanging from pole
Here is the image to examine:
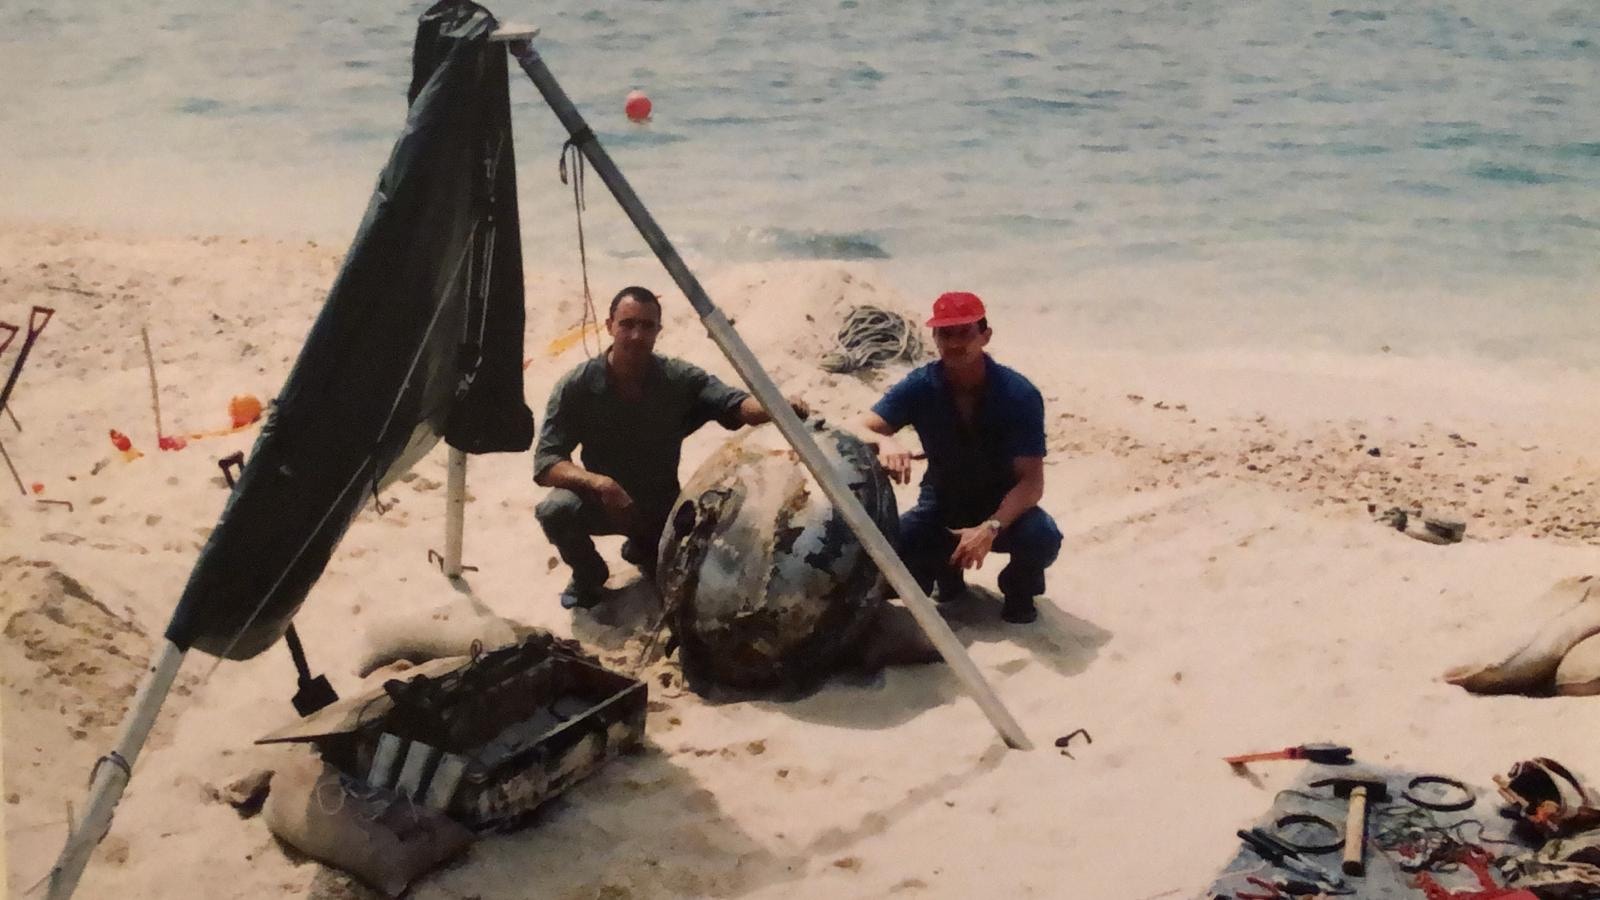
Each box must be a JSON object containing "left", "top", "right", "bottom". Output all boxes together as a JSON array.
[{"left": 559, "top": 136, "right": 603, "bottom": 358}]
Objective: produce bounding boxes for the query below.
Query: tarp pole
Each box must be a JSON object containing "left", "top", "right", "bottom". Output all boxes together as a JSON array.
[
  {"left": 444, "top": 446, "right": 468, "bottom": 577},
  {"left": 507, "top": 41, "right": 1032, "bottom": 751},
  {"left": 47, "top": 640, "right": 186, "bottom": 900}
]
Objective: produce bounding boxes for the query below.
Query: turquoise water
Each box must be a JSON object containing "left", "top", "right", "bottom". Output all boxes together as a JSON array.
[{"left": 3, "top": 1, "right": 1597, "bottom": 365}]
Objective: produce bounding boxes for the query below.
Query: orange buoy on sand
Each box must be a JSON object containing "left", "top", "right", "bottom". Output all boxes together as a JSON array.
[
  {"left": 624, "top": 89, "right": 652, "bottom": 122},
  {"left": 229, "top": 394, "right": 263, "bottom": 429}
]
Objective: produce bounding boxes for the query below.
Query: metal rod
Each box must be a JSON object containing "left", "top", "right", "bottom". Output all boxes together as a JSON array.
[
  {"left": 0, "top": 321, "right": 18, "bottom": 432},
  {"left": 443, "top": 446, "right": 467, "bottom": 577},
  {"left": 0, "top": 438, "right": 25, "bottom": 495},
  {"left": 139, "top": 325, "right": 165, "bottom": 438},
  {"left": 509, "top": 42, "right": 1031, "bottom": 750},
  {"left": 47, "top": 640, "right": 186, "bottom": 900}
]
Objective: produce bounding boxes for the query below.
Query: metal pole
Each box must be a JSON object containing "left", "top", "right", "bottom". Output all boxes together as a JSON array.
[
  {"left": 508, "top": 42, "right": 1031, "bottom": 750},
  {"left": 0, "top": 438, "right": 26, "bottom": 495},
  {"left": 47, "top": 640, "right": 186, "bottom": 900},
  {"left": 443, "top": 446, "right": 467, "bottom": 577}
]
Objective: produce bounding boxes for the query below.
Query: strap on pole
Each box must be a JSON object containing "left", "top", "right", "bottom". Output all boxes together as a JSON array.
[{"left": 507, "top": 40, "right": 1031, "bottom": 750}]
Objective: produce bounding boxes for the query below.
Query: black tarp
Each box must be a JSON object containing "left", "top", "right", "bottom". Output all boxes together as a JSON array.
[{"left": 166, "top": 0, "right": 533, "bottom": 660}]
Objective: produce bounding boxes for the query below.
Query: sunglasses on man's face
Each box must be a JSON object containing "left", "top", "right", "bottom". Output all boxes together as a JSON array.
[{"left": 933, "top": 324, "right": 982, "bottom": 341}]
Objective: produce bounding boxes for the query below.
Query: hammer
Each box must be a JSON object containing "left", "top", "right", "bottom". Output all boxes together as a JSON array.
[{"left": 1311, "top": 775, "right": 1390, "bottom": 876}]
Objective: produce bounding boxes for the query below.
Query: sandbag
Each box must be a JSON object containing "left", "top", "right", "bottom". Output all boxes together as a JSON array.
[
  {"left": 1445, "top": 576, "right": 1600, "bottom": 695},
  {"left": 1555, "top": 631, "right": 1600, "bottom": 697},
  {"left": 263, "top": 751, "right": 474, "bottom": 896},
  {"left": 358, "top": 600, "right": 523, "bottom": 676}
]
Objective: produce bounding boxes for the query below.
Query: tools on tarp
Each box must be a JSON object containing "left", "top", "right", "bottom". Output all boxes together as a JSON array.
[
  {"left": 1236, "top": 826, "right": 1351, "bottom": 894},
  {"left": 1411, "top": 844, "right": 1537, "bottom": 900},
  {"left": 1311, "top": 774, "right": 1391, "bottom": 876},
  {"left": 1227, "top": 742, "right": 1353, "bottom": 769},
  {"left": 1234, "top": 874, "right": 1324, "bottom": 899},
  {"left": 1212, "top": 759, "right": 1600, "bottom": 900}
]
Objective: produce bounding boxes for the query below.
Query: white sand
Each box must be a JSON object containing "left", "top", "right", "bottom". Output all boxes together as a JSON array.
[{"left": 3, "top": 221, "right": 1599, "bottom": 899}]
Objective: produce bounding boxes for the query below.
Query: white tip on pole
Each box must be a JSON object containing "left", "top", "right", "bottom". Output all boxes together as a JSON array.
[
  {"left": 488, "top": 23, "right": 540, "bottom": 42},
  {"left": 48, "top": 640, "right": 186, "bottom": 900},
  {"left": 443, "top": 447, "right": 468, "bottom": 578}
]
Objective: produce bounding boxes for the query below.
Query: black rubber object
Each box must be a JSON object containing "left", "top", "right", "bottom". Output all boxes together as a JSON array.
[
  {"left": 1272, "top": 812, "right": 1345, "bottom": 854},
  {"left": 1403, "top": 775, "right": 1477, "bottom": 812}
]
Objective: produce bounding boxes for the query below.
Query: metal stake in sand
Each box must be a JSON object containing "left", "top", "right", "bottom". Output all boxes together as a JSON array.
[
  {"left": 443, "top": 446, "right": 468, "bottom": 577},
  {"left": 139, "top": 325, "right": 165, "bottom": 440},
  {"left": 504, "top": 34, "right": 1032, "bottom": 751}
]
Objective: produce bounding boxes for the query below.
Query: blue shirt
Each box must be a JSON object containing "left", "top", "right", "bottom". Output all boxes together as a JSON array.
[{"left": 871, "top": 355, "right": 1046, "bottom": 514}]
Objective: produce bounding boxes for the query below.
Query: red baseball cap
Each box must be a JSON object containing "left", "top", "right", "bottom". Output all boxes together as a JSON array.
[{"left": 926, "top": 291, "right": 987, "bottom": 328}]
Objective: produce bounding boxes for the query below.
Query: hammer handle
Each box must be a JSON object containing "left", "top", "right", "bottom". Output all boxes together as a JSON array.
[{"left": 1342, "top": 786, "right": 1369, "bottom": 876}]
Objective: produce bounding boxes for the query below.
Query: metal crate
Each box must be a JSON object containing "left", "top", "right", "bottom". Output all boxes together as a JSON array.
[{"left": 259, "top": 633, "right": 647, "bottom": 831}]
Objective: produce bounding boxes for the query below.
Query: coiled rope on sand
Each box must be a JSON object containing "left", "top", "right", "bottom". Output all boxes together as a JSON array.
[{"left": 819, "top": 305, "right": 925, "bottom": 373}]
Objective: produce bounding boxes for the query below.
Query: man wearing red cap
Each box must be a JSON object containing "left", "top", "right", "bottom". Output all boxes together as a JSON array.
[{"left": 856, "top": 292, "right": 1061, "bottom": 623}]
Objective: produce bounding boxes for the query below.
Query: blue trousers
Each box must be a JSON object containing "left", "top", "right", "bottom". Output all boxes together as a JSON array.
[{"left": 898, "top": 498, "right": 1062, "bottom": 601}]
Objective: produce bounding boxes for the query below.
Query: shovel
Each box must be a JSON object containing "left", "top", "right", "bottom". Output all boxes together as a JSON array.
[
  {"left": 218, "top": 449, "right": 338, "bottom": 717},
  {"left": 284, "top": 625, "right": 340, "bottom": 717}
]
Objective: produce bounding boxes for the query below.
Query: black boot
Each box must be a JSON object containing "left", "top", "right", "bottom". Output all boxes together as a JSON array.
[
  {"left": 559, "top": 578, "right": 607, "bottom": 610},
  {"left": 621, "top": 538, "right": 658, "bottom": 580},
  {"left": 1001, "top": 595, "right": 1037, "bottom": 624},
  {"left": 935, "top": 571, "right": 968, "bottom": 604}
]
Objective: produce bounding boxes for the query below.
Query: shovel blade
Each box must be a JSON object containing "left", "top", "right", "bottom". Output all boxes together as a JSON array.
[{"left": 292, "top": 675, "right": 339, "bottom": 717}]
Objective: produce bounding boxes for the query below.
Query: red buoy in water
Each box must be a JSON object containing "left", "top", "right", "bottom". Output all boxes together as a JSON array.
[{"left": 624, "top": 89, "right": 652, "bottom": 122}]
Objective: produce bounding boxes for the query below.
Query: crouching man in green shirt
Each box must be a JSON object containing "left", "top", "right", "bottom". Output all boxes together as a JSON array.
[{"left": 534, "top": 286, "right": 808, "bottom": 609}]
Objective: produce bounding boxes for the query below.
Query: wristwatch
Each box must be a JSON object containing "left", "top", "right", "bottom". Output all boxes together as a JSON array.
[{"left": 981, "top": 518, "right": 1002, "bottom": 535}]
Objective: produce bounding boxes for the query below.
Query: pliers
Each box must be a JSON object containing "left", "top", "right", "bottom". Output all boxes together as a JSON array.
[{"left": 1236, "top": 875, "right": 1324, "bottom": 899}]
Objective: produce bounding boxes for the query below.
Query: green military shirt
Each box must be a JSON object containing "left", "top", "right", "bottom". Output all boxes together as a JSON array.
[{"left": 533, "top": 354, "right": 750, "bottom": 514}]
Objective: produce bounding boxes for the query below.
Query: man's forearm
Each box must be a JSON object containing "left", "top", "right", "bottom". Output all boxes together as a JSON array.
[
  {"left": 848, "top": 413, "right": 898, "bottom": 444},
  {"left": 989, "top": 478, "right": 1044, "bottom": 529},
  {"left": 538, "top": 459, "right": 603, "bottom": 493}
]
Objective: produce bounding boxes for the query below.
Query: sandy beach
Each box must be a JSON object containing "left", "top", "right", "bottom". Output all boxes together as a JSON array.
[{"left": 4, "top": 219, "right": 1600, "bottom": 899}]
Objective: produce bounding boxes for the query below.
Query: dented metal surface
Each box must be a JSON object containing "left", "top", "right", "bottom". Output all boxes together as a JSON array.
[{"left": 657, "top": 423, "right": 898, "bottom": 692}]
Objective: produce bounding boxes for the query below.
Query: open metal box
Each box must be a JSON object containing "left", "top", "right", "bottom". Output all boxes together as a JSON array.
[{"left": 259, "top": 632, "right": 647, "bottom": 831}]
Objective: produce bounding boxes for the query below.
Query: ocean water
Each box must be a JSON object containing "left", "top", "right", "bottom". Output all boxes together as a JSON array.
[{"left": 2, "top": 1, "right": 1597, "bottom": 367}]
